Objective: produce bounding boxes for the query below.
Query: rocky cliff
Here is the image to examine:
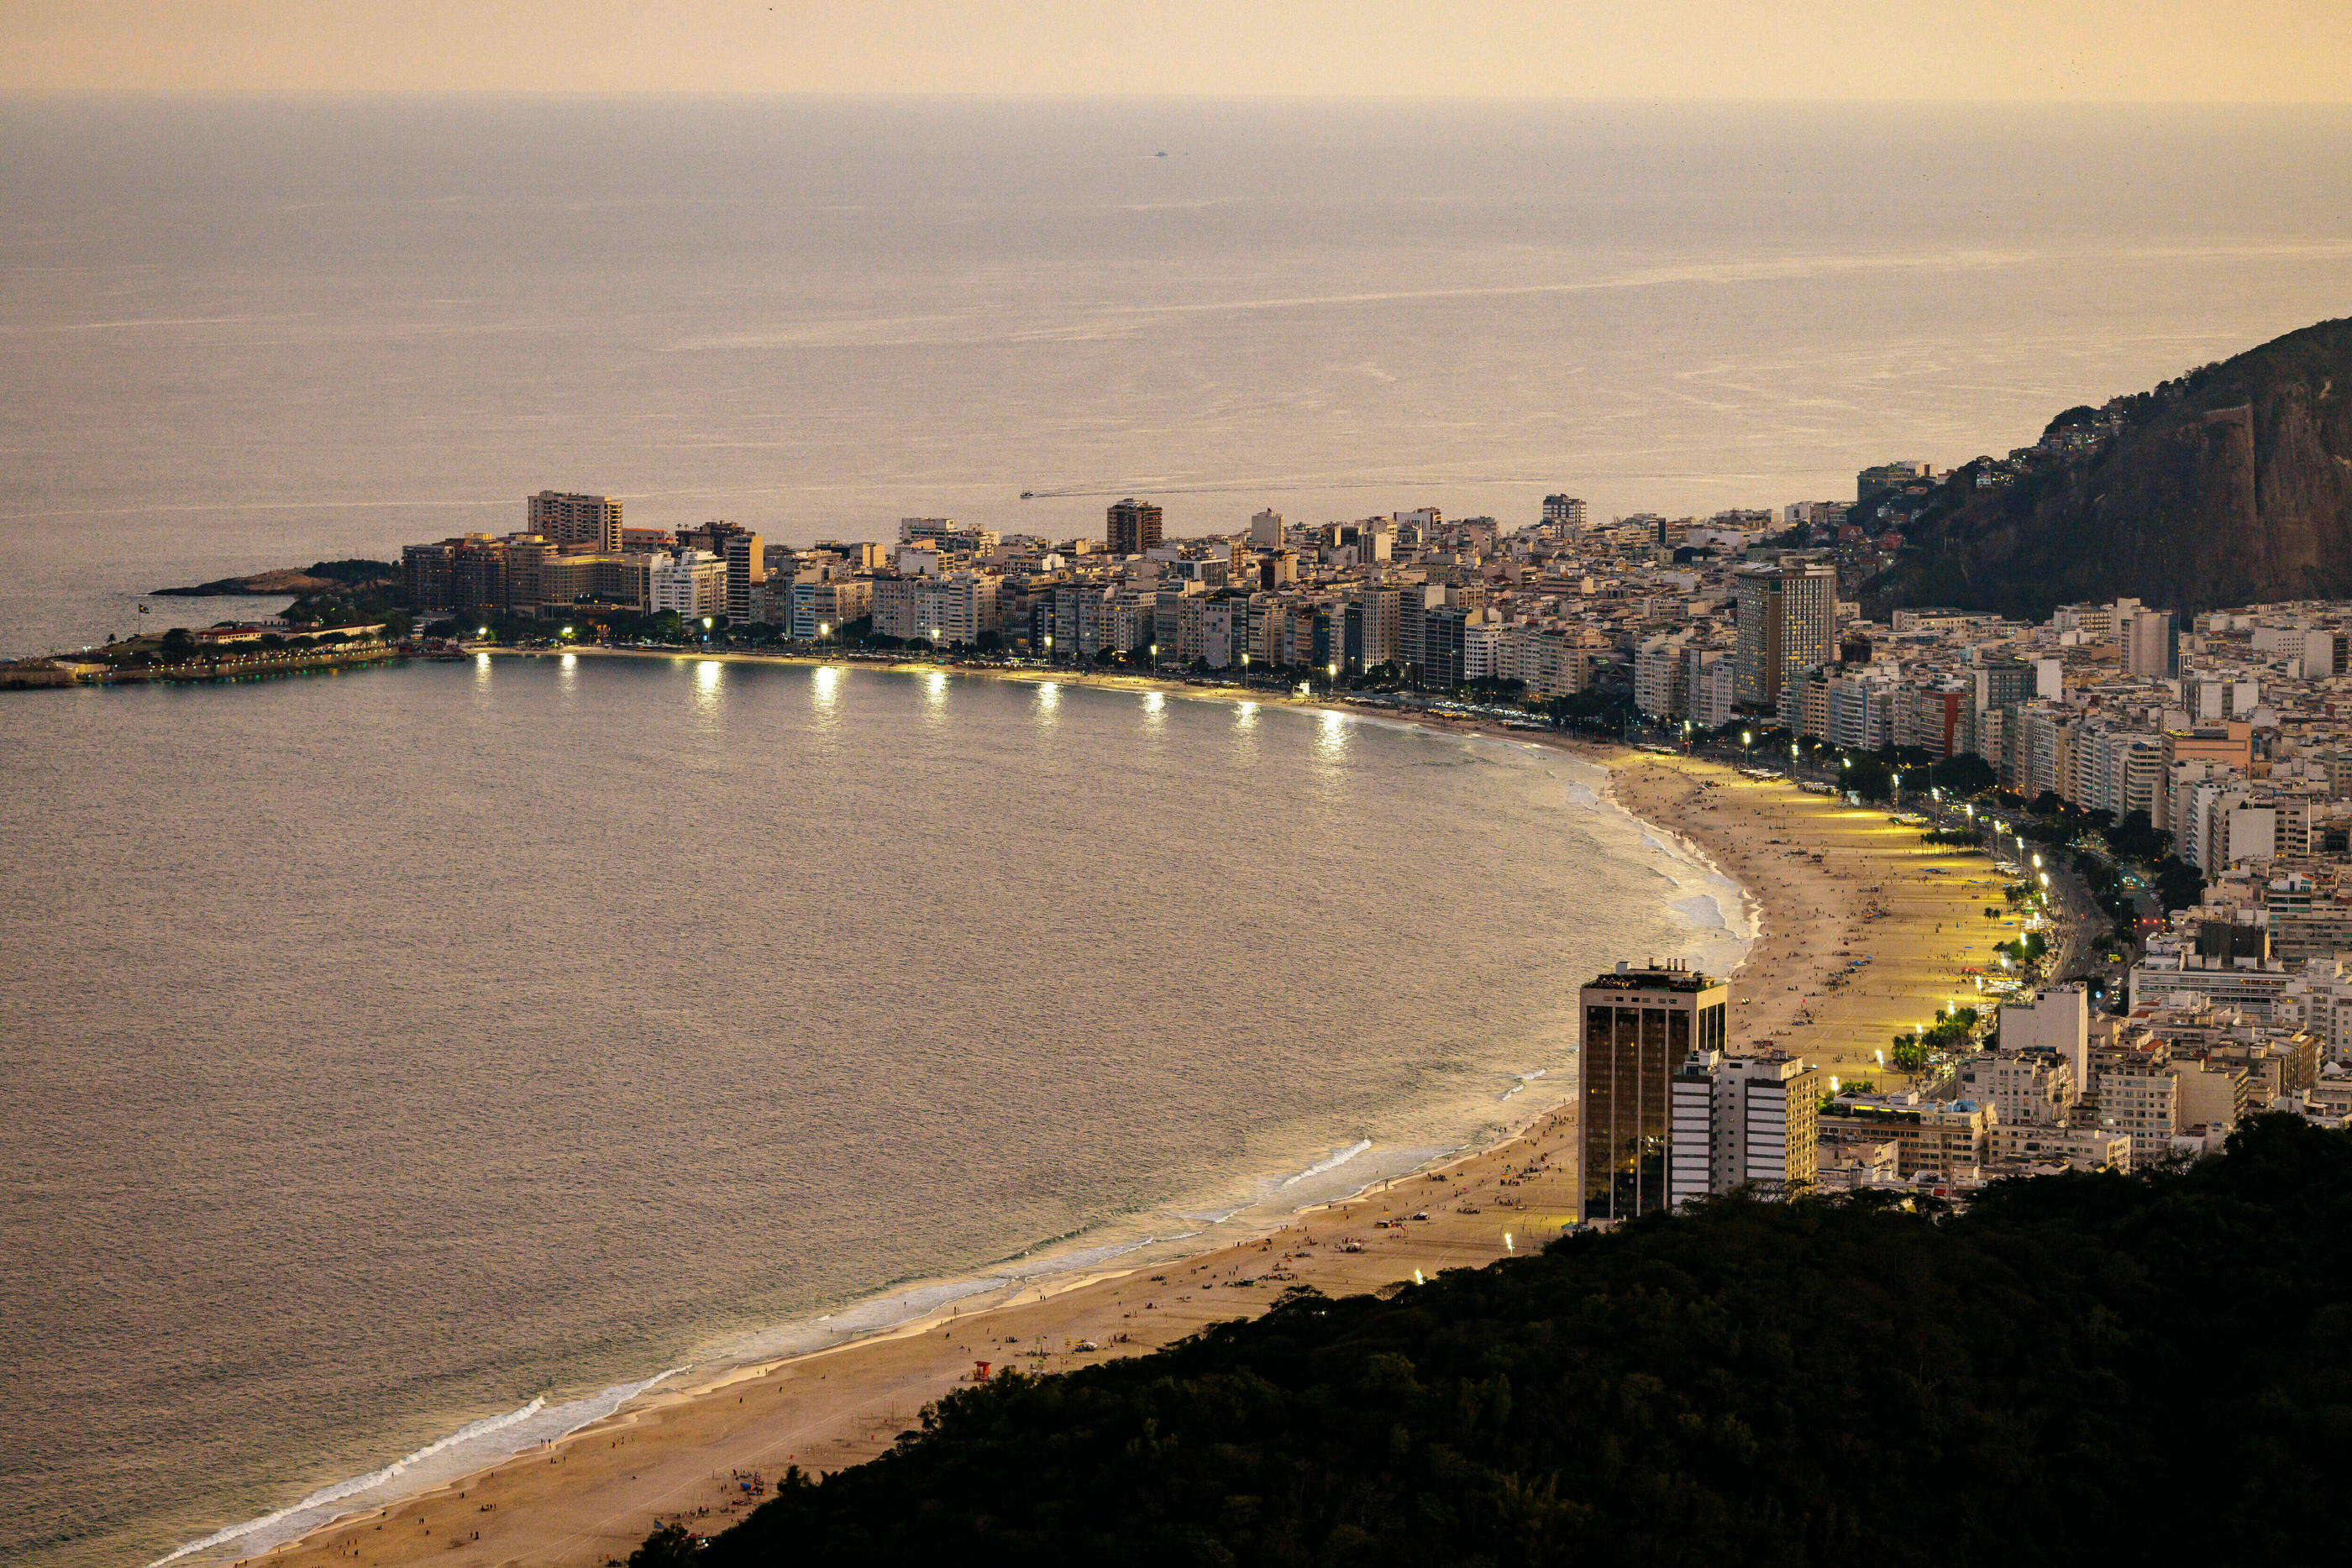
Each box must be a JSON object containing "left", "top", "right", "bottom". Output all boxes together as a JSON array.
[{"left": 1866, "top": 316, "right": 2352, "bottom": 618}]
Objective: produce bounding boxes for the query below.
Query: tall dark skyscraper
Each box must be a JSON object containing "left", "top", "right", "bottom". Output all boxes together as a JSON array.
[
  {"left": 1106, "top": 497, "right": 1163, "bottom": 556},
  {"left": 1580, "top": 961, "right": 1728, "bottom": 1222}
]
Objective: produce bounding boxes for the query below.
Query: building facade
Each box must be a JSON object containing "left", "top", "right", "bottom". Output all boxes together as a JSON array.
[
  {"left": 1106, "top": 498, "right": 1164, "bottom": 557},
  {"left": 1733, "top": 559, "right": 1836, "bottom": 708},
  {"left": 528, "top": 491, "right": 623, "bottom": 553},
  {"left": 1668, "top": 1049, "right": 1819, "bottom": 1206},
  {"left": 1581, "top": 962, "right": 1729, "bottom": 1223}
]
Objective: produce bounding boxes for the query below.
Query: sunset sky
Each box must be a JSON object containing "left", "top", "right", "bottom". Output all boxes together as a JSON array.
[{"left": 8, "top": 1, "right": 2350, "bottom": 99}]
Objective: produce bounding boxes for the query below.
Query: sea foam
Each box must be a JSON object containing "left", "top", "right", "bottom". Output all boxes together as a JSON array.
[{"left": 152, "top": 1372, "right": 674, "bottom": 1566}]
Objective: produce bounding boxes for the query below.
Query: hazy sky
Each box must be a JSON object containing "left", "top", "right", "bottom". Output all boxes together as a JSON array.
[{"left": 7, "top": 1, "right": 2350, "bottom": 99}]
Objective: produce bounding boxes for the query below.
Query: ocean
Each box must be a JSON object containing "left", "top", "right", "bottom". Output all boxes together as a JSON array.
[
  {"left": 4, "top": 98, "right": 2352, "bottom": 656},
  {"left": 2, "top": 96, "right": 2349, "bottom": 1566},
  {"left": 0, "top": 656, "right": 1737, "bottom": 1566}
]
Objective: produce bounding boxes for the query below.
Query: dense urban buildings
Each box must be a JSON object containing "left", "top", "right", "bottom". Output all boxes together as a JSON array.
[{"left": 218, "top": 465, "right": 2352, "bottom": 1215}]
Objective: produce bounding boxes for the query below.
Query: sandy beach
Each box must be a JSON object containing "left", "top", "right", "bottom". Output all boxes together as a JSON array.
[{"left": 224, "top": 675, "right": 2014, "bottom": 1568}]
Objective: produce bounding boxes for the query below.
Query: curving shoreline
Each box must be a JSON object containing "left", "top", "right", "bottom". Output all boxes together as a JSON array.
[{"left": 207, "top": 656, "right": 2004, "bottom": 1568}]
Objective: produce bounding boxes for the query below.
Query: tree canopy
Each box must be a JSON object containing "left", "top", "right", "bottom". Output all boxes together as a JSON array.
[{"left": 687, "top": 1117, "right": 2352, "bottom": 1568}]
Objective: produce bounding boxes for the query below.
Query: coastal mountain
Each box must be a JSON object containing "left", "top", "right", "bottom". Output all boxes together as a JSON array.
[
  {"left": 667, "top": 1119, "right": 2352, "bottom": 1568},
  {"left": 1863, "top": 316, "right": 2352, "bottom": 620}
]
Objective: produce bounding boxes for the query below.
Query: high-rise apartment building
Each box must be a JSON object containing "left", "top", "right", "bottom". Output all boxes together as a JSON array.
[
  {"left": 528, "top": 491, "right": 623, "bottom": 553},
  {"left": 650, "top": 549, "right": 727, "bottom": 619},
  {"left": 2125, "top": 608, "right": 2179, "bottom": 678},
  {"left": 1954, "top": 1050, "right": 2074, "bottom": 1130},
  {"left": 1581, "top": 962, "right": 1729, "bottom": 1223},
  {"left": 1542, "top": 495, "right": 1588, "bottom": 530},
  {"left": 1998, "top": 985, "right": 2089, "bottom": 1097},
  {"left": 1732, "top": 559, "right": 1836, "bottom": 707},
  {"left": 724, "top": 533, "right": 765, "bottom": 623},
  {"left": 1356, "top": 587, "right": 1399, "bottom": 670},
  {"left": 1106, "top": 498, "right": 1163, "bottom": 556},
  {"left": 1249, "top": 508, "right": 1284, "bottom": 548},
  {"left": 1669, "top": 1049, "right": 1819, "bottom": 1206}
]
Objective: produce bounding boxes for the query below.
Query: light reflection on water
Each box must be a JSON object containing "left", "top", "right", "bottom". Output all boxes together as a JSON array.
[{"left": 0, "top": 657, "right": 1725, "bottom": 1568}]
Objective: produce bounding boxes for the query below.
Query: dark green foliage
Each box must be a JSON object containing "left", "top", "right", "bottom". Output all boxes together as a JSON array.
[
  {"left": 1925, "top": 752, "right": 1996, "bottom": 796},
  {"left": 2106, "top": 809, "right": 2171, "bottom": 864},
  {"left": 302, "top": 558, "right": 400, "bottom": 584},
  {"left": 690, "top": 1119, "right": 2352, "bottom": 1568},
  {"left": 630, "top": 1523, "right": 701, "bottom": 1566},
  {"left": 2153, "top": 856, "right": 2206, "bottom": 913}
]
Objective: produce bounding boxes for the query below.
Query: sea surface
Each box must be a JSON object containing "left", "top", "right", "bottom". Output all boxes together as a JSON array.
[
  {"left": 0, "top": 655, "right": 1740, "bottom": 1567},
  {"left": 6, "top": 98, "right": 2352, "bottom": 656}
]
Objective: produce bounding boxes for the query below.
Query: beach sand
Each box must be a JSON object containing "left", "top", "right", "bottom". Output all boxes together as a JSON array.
[{"left": 244, "top": 726, "right": 2016, "bottom": 1568}]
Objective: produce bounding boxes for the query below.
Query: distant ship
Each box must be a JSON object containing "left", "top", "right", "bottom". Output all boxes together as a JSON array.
[{"left": 1019, "top": 490, "right": 1035, "bottom": 500}]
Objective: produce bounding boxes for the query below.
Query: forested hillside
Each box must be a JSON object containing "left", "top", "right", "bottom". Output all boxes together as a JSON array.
[{"left": 658, "top": 1117, "right": 2352, "bottom": 1568}]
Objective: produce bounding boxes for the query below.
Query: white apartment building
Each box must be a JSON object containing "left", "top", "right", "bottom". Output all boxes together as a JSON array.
[
  {"left": 2073, "top": 729, "right": 2166, "bottom": 823},
  {"left": 2095, "top": 1056, "right": 2181, "bottom": 1167},
  {"left": 1954, "top": 1050, "right": 2073, "bottom": 1128},
  {"left": 1462, "top": 619, "right": 1502, "bottom": 683},
  {"left": 2129, "top": 951, "right": 2298, "bottom": 1016},
  {"left": 1987, "top": 1122, "right": 2131, "bottom": 1172},
  {"left": 1688, "top": 649, "right": 1737, "bottom": 729},
  {"left": 874, "top": 570, "right": 1000, "bottom": 646},
  {"left": 789, "top": 575, "right": 872, "bottom": 640},
  {"left": 1998, "top": 985, "right": 2090, "bottom": 1093},
  {"left": 1493, "top": 627, "right": 1588, "bottom": 698},
  {"left": 650, "top": 549, "right": 727, "bottom": 619},
  {"left": 1635, "top": 634, "right": 1688, "bottom": 717},
  {"left": 1669, "top": 1049, "right": 1820, "bottom": 1206}
]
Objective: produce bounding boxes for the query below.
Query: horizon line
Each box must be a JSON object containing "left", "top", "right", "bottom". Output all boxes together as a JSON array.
[{"left": 5, "top": 88, "right": 2352, "bottom": 108}]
